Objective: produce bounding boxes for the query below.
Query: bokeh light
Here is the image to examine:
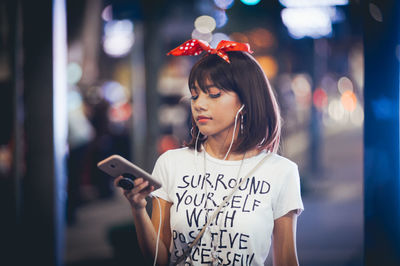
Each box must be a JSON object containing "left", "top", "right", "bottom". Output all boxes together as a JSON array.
[
  {"left": 313, "top": 88, "right": 328, "bottom": 110},
  {"left": 67, "top": 62, "right": 82, "bottom": 85},
  {"left": 229, "top": 32, "right": 249, "bottom": 43},
  {"left": 281, "top": 7, "right": 333, "bottom": 39},
  {"left": 194, "top": 15, "right": 216, "bottom": 34},
  {"left": 101, "top": 5, "right": 112, "bottom": 22},
  {"left": 291, "top": 74, "right": 312, "bottom": 108},
  {"left": 248, "top": 28, "right": 275, "bottom": 49},
  {"left": 291, "top": 74, "right": 312, "bottom": 97},
  {"left": 255, "top": 56, "right": 278, "bottom": 79},
  {"left": 280, "top": 0, "right": 348, "bottom": 40},
  {"left": 191, "top": 29, "right": 213, "bottom": 43},
  {"left": 349, "top": 45, "right": 364, "bottom": 89},
  {"left": 213, "top": 9, "right": 228, "bottom": 28},
  {"left": 328, "top": 98, "right": 345, "bottom": 121},
  {"left": 158, "top": 135, "right": 180, "bottom": 154},
  {"left": 337, "top": 76, "right": 354, "bottom": 94},
  {"left": 240, "top": 0, "right": 261, "bottom": 6},
  {"left": 68, "top": 89, "right": 83, "bottom": 111},
  {"left": 350, "top": 103, "right": 364, "bottom": 126},
  {"left": 0, "top": 145, "right": 12, "bottom": 174},
  {"left": 341, "top": 90, "right": 357, "bottom": 112},
  {"left": 109, "top": 102, "right": 132, "bottom": 122},
  {"left": 210, "top": 33, "right": 231, "bottom": 48},
  {"left": 369, "top": 3, "right": 383, "bottom": 22},
  {"left": 279, "top": 0, "right": 348, "bottom": 7},
  {"left": 101, "top": 81, "right": 128, "bottom": 104},
  {"left": 214, "top": 0, "right": 234, "bottom": 10},
  {"left": 103, "top": 19, "right": 135, "bottom": 57},
  {"left": 67, "top": 88, "right": 95, "bottom": 147}
]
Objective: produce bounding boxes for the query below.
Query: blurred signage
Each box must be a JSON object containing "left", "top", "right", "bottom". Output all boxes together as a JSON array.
[{"left": 279, "top": 0, "right": 348, "bottom": 39}]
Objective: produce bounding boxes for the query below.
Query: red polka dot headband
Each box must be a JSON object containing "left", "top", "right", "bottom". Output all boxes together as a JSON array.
[{"left": 167, "top": 39, "right": 253, "bottom": 63}]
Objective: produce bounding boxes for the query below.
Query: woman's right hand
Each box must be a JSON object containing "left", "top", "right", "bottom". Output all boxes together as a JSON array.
[{"left": 114, "top": 176, "right": 155, "bottom": 210}]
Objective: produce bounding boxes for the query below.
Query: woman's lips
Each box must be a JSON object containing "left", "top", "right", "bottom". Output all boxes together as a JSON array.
[{"left": 197, "top": 116, "right": 211, "bottom": 123}]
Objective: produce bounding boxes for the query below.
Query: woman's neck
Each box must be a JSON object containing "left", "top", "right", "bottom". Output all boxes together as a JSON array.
[
  {"left": 204, "top": 125, "right": 238, "bottom": 160},
  {"left": 204, "top": 137, "right": 230, "bottom": 159},
  {"left": 204, "top": 138, "right": 261, "bottom": 160}
]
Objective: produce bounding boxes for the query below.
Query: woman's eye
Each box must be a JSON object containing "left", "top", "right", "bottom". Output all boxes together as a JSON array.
[
  {"left": 207, "top": 86, "right": 222, "bottom": 98},
  {"left": 209, "top": 92, "right": 221, "bottom": 98},
  {"left": 190, "top": 89, "right": 199, "bottom": 100}
]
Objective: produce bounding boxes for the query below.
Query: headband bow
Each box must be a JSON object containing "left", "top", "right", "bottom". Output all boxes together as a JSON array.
[{"left": 167, "top": 39, "right": 253, "bottom": 63}]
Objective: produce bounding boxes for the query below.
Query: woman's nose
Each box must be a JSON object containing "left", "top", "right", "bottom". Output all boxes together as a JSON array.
[{"left": 192, "top": 93, "right": 208, "bottom": 111}]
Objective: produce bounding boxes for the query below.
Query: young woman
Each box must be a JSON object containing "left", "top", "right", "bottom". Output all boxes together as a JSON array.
[{"left": 115, "top": 39, "right": 304, "bottom": 266}]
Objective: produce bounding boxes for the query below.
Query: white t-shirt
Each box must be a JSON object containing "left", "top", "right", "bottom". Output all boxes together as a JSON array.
[{"left": 151, "top": 147, "right": 304, "bottom": 266}]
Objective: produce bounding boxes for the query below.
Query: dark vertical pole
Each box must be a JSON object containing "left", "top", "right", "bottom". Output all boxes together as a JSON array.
[
  {"left": 141, "top": 0, "right": 166, "bottom": 171},
  {"left": 364, "top": 1, "right": 400, "bottom": 265},
  {"left": 21, "top": 2, "right": 55, "bottom": 264},
  {"left": 20, "top": 0, "right": 68, "bottom": 265},
  {"left": 131, "top": 24, "right": 147, "bottom": 167},
  {"left": 310, "top": 38, "right": 327, "bottom": 175},
  {"left": 0, "top": 1, "right": 22, "bottom": 265}
]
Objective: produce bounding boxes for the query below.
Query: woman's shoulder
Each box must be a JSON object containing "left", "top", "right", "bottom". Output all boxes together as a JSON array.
[
  {"left": 158, "top": 147, "right": 194, "bottom": 161},
  {"left": 266, "top": 152, "right": 298, "bottom": 170}
]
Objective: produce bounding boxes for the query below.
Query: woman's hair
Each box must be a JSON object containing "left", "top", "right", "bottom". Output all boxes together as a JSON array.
[{"left": 185, "top": 51, "right": 281, "bottom": 153}]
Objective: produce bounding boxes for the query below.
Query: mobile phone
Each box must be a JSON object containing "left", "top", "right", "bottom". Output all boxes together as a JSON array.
[{"left": 97, "top": 154, "right": 162, "bottom": 190}]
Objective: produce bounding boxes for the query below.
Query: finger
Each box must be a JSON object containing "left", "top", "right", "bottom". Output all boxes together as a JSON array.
[
  {"left": 133, "top": 177, "right": 144, "bottom": 187},
  {"left": 122, "top": 180, "right": 144, "bottom": 197},
  {"left": 125, "top": 178, "right": 146, "bottom": 193},
  {"left": 145, "top": 185, "right": 155, "bottom": 193},
  {"left": 136, "top": 185, "right": 153, "bottom": 197},
  {"left": 137, "top": 183, "right": 154, "bottom": 193},
  {"left": 131, "top": 180, "right": 149, "bottom": 194},
  {"left": 114, "top": 176, "right": 123, "bottom": 187},
  {"left": 134, "top": 185, "right": 155, "bottom": 201},
  {"left": 138, "top": 185, "right": 155, "bottom": 200}
]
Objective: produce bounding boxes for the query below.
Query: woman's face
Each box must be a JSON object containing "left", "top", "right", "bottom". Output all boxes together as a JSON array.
[{"left": 191, "top": 80, "right": 242, "bottom": 140}]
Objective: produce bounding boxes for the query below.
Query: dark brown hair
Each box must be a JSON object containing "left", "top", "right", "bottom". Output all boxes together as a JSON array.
[{"left": 186, "top": 51, "right": 281, "bottom": 153}]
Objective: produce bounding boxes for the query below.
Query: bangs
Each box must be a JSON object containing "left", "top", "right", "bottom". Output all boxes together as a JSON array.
[
  {"left": 188, "top": 66, "right": 213, "bottom": 93},
  {"left": 188, "top": 54, "right": 237, "bottom": 94}
]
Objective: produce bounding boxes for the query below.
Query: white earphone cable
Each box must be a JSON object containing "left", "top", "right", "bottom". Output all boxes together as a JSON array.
[
  {"left": 194, "top": 130, "right": 201, "bottom": 168},
  {"left": 223, "top": 104, "right": 245, "bottom": 160}
]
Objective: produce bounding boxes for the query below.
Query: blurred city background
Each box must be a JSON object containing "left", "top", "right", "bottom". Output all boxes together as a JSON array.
[
  {"left": 3, "top": 0, "right": 400, "bottom": 265},
  {"left": 63, "top": 1, "right": 364, "bottom": 265}
]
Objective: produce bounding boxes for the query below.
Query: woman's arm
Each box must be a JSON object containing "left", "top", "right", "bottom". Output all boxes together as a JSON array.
[
  {"left": 272, "top": 210, "right": 299, "bottom": 266},
  {"left": 151, "top": 197, "right": 172, "bottom": 259},
  {"left": 115, "top": 177, "right": 172, "bottom": 265}
]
